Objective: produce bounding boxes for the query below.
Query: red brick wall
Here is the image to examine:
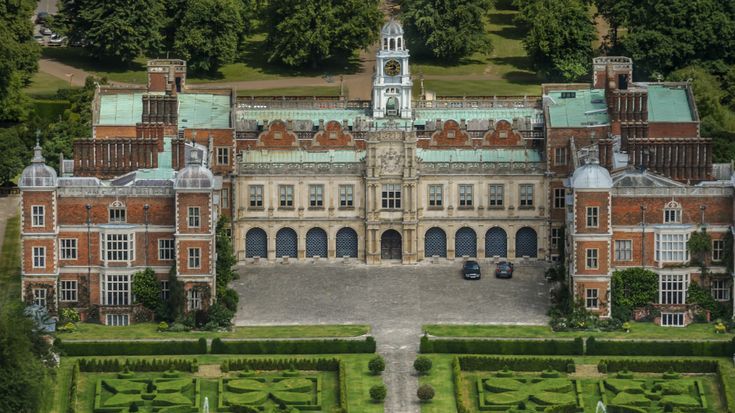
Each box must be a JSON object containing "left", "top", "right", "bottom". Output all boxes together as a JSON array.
[
  {"left": 648, "top": 122, "right": 698, "bottom": 138},
  {"left": 428, "top": 120, "right": 470, "bottom": 147},
  {"left": 312, "top": 121, "right": 355, "bottom": 148},
  {"left": 255, "top": 121, "right": 299, "bottom": 149},
  {"left": 575, "top": 240, "right": 609, "bottom": 275},
  {"left": 178, "top": 239, "right": 211, "bottom": 275},
  {"left": 22, "top": 238, "right": 56, "bottom": 274},
  {"left": 575, "top": 191, "right": 610, "bottom": 234},
  {"left": 177, "top": 193, "right": 212, "bottom": 233},
  {"left": 484, "top": 120, "right": 522, "bottom": 147},
  {"left": 57, "top": 197, "right": 175, "bottom": 226},
  {"left": 611, "top": 196, "right": 732, "bottom": 226},
  {"left": 22, "top": 191, "right": 54, "bottom": 233},
  {"left": 94, "top": 125, "right": 138, "bottom": 138},
  {"left": 149, "top": 73, "right": 167, "bottom": 93},
  {"left": 575, "top": 280, "right": 609, "bottom": 315}
]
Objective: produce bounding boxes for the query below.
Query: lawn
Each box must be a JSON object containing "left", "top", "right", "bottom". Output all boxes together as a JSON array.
[
  {"left": 416, "top": 79, "right": 540, "bottom": 98},
  {"left": 23, "top": 71, "right": 75, "bottom": 98},
  {"left": 0, "top": 215, "right": 20, "bottom": 306},
  {"left": 66, "top": 322, "right": 370, "bottom": 341},
  {"left": 423, "top": 322, "right": 735, "bottom": 341},
  {"left": 237, "top": 86, "right": 341, "bottom": 97},
  {"left": 53, "top": 354, "right": 383, "bottom": 413}
]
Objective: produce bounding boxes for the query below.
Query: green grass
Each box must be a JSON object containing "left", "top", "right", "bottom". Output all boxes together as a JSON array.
[
  {"left": 423, "top": 322, "right": 735, "bottom": 340},
  {"left": 23, "top": 71, "right": 75, "bottom": 98},
  {"left": 65, "top": 323, "right": 370, "bottom": 341},
  {"left": 237, "top": 86, "right": 341, "bottom": 97},
  {"left": 53, "top": 354, "right": 383, "bottom": 413},
  {"left": 42, "top": 47, "right": 149, "bottom": 84},
  {"left": 418, "top": 355, "right": 457, "bottom": 413},
  {"left": 416, "top": 79, "right": 540, "bottom": 97},
  {"left": 0, "top": 215, "right": 20, "bottom": 306}
]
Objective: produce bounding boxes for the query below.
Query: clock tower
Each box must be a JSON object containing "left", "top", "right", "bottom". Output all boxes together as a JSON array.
[{"left": 373, "top": 19, "right": 413, "bottom": 119}]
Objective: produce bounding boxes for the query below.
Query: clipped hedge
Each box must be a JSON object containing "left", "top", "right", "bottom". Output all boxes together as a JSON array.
[
  {"left": 596, "top": 359, "right": 719, "bottom": 373},
  {"left": 211, "top": 337, "right": 376, "bottom": 354},
  {"left": 78, "top": 358, "right": 198, "bottom": 373},
  {"left": 718, "top": 362, "right": 735, "bottom": 413},
  {"left": 420, "top": 335, "right": 583, "bottom": 355},
  {"left": 338, "top": 359, "right": 349, "bottom": 413},
  {"left": 221, "top": 358, "right": 339, "bottom": 372},
  {"left": 458, "top": 356, "right": 575, "bottom": 372},
  {"left": 67, "top": 362, "right": 79, "bottom": 413},
  {"left": 586, "top": 337, "right": 733, "bottom": 357},
  {"left": 452, "top": 357, "right": 470, "bottom": 413},
  {"left": 59, "top": 338, "right": 207, "bottom": 356}
]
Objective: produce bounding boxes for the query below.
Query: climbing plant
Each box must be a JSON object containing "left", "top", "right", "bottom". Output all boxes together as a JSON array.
[
  {"left": 687, "top": 229, "right": 712, "bottom": 269},
  {"left": 611, "top": 268, "right": 658, "bottom": 321}
]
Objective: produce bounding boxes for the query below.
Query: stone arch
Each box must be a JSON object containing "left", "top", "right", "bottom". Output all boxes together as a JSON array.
[
  {"left": 485, "top": 227, "right": 507, "bottom": 258},
  {"left": 515, "top": 227, "right": 538, "bottom": 258},
  {"left": 381, "top": 229, "right": 402, "bottom": 260},
  {"left": 455, "top": 227, "right": 477, "bottom": 257},
  {"left": 424, "top": 227, "right": 447, "bottom": 258},
  {"left": 335, "top": 227, "right": 358, "bottom": 258},
  {"left": 275, "top": 227, "right": 298, "bottom": 258},
  {"left": 305, "top": 227, "right": 328, "bottom": 258},
  {"left": 245, "top": 227, "right": 268, "bottom": 258}
]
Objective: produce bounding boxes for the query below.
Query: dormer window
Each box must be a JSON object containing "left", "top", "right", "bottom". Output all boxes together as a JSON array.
[
  {"left": 109, "top": 201, "right": 126, "bottom": 223},
  {"left": 663, "top": 200, "right": 682, "bottom": 224}
]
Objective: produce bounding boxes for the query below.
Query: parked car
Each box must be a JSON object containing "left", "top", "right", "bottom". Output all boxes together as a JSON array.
[
  {"left": 48, "top": 34, "right": 67, "bottom": 46},
  {"left": 495, "top": 261, "right": 514, "bottom": 279},
  {"left": 462, "top": 260, "right": 481, "bottom": 280},
  {"left": 33, "top": 33, "right": 45, "bottom": 44},
  {"left": 40, "top": 27, "right": 52, "bottom": 36},
  {"left": 35, "top": 12, "right": 49, "bottom": 25}
]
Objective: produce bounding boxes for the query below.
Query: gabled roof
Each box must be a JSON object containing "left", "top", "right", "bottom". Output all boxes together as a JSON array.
[{"left": 612, "top": 169, "right": 686, "bottom": 188}]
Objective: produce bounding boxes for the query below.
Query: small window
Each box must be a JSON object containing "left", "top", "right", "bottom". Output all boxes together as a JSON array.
[
  {"left": 554, "top": 147, "right": 567, "bottom": 166},
  {"left": 60, "top": 239, "right": 78, "bottom": 260},
  {"left": 550, "top": 228, "right": 561, "bottom": 249},
  {"left": 31, "top": 205, "right": 45, "bottom": 227},
  {"left": 458, "top": 184, "right": 473, "bottom": 208},
  {"left": 188, "top": 248, "right": 201, "bottom": 269},
  {"left": 106, "top": 314, "right": 129, "bottom": 326},
  {"left": 329, "top": 131, "right": 338, "bottom": 140},
  {"left": 663, "top": 201, "right": 682, "bottom": 223},
  {"left": 586, "top": 207, "right": 599, "bottom": 228},
  {"left": 339, "top": 185, "right": 354, "bottom": 208},
  {"left": 712, "top": 279, "right": 731, "bottom": 301},
  {"left": 428, "top": 185, "right": 443, "bottom": 208},
  {"left": 274, "top": 131, "right": 283, "bottom": 140},
  {"left": 158, "top": 239, "right": 175, "bottom": 261},
  {"left": 109, "top": 207, "right": 126, "bottom": 223},
  {"left": 381, "top": 184, "right": 401, "bottom": 209},
  {"left": 561, "top": 91, "right": 576, "bottom": 99},
  {"left": 188, "top": 289, "right": 202, "bottom": 310},
  {"left": 221, "top": 188, "right": 229, "bottom": 209},
  {"left": 586, "top": 248, "right": 598, "bottom": 269},
  {"left": 585, "top": 288, "right": 599, "bottom": 309},
  {"left": 216, "top": 147, "right": 230, "bottom": 165},
  {"left": 249, "top": 185, "right": 264, "bottom": 208},
  {"left": 160, "top": 280, "right": 170, "bottom": 300},
  {"left": 279, "top": 185, "right": 294, "bottom": 208},
  {"left": 553, "top": 188, "right": 565, "bottom": 209},
  {"left": 60, "top": 280, "right": 77, "bottom": 302},
  {"left": 489, "top": 184, "right": 504, "bottom": 207},
  {"left": 712, "top": 239, "right": 724, "bottom": 262},
  {"left": 309, "top": 185, "right": 324, "bottom": 208},
  {"left": 519, "top": 184, "right": 534, "bottom": 208},
  {"left": 33, "top": 288, "right": 47, "bottom": 307},
  {"left": 498, "top": 130, "right": 508, "bottom": 139},
  {"left": 661, "top": 312, "right": 685, "bottom": 327},
  {"left": 188, "top": 207, "right": 200, "bottom": 228},
  {"left": 32, "top": 247, "right": 45, "bottom": 268},
  {"left": 614, "top": 240, "right": 632, "bottom": 261},
  {"left": 447, "top": 130, "right": 456, "bottom": 139}
]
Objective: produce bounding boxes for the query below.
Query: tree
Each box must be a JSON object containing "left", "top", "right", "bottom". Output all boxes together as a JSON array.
[
  {"left": 515, "top": 0, "right": 596, "bottom": 81},
  {"left": 369, "top": 384, "right": 387, "bottom": 402},
  {"left": 216, "top": 216, "right": 237, "bottom": 296},
  {"left": 368, "top": 355, "right": 385, "bottom": 375},
  {"left": 610, "top": 268, "right": 658, "bottom": 321},
  {"left": 173, "top": 0, "right": 248, "bottom": 75},
  {"left": 0, "top": 127, "right": 30, "bottom": 185},
  {"left": 132, "top": 268, "right": 162, "bottom": 312},
  {"left": 592, "top": 0, "right": 633, "bottom": 51},
  {"left": 413, "top": 356, "right": 433, "bottom": 375},
  {"left": 0, "top": 303, "right": 52, "bottom": 413},
  {"left": 401, "top": 0, "right": 494, "bottom": 60},
  {"left": 417, "top": 384, "right": 435, "bottom": 402},
  {"left": 264, "top": 0, "right": 382, "bottom": 67},
  {"left": 57, "top": 0, "right": 165, "bottom": 64},
  {"left": 165, "top": 266, "right": 186, "bottom": 321},
  {"left": 0, "top": 0, "right": 40, "bottom": 123}
]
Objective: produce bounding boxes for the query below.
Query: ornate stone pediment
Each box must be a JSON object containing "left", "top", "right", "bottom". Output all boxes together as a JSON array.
[{"left": 380, "top": 148, "right": 403, "bottom": 175}]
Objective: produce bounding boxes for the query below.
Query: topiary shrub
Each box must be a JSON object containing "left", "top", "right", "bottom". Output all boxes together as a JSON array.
[
  {"left": 368, "top": 355, "right": 385, "bottom": 375},
  {"left": 417, "top": 384, "right": 435, "bottom": 402},
  {"left": 369, "top": 384, "right": 387, "bottom": 402},
  {"left": 158, "top": 321, "right": 169, "bottom": 331},
  {"left": 129, "top": 402, "right": 139, "bottom": 412},
  {"left": 414, "top": 356, "right": 433, "bottom": 375},
  {"left": 598, "top": 362, "right": 608, "bottom": 374}
]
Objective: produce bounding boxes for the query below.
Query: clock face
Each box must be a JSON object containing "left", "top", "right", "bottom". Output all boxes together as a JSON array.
[{"left": 384, "top": 59, "right": 401, "bottom": 76}]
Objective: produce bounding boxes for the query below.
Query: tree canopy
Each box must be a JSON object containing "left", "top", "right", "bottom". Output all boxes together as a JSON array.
[
  {"left": 264, "top": 0, "right": 382, "bottom": 67},
  {"left": 58, "top": 0, "right": 165, "bottom": 64},
  {"left": 401, "top": 0, "right": 494, "bottom": 60},
  {"left": 0, "top": 0, "right": 40, "bottom": 123},
  {"left": 174, "top": 0, "right": 249, "bottom": 75},
  {"left": 514, "top": 0, "right": 596, "bottom": 81}
]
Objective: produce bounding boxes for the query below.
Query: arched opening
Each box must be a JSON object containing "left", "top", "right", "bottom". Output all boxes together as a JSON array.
[
  {"left": 336, "top": 228, "right": 358, "bottom": 258},
  {"left": 425, "top": 227, "right": 447, "bottom": 258},
  {"left": 516, "top": 227, "right": 538, "bottom": 258},
  {"left": 397, "top": 37, "right": 402, "bottom": 50},
  {"left": 386, "top": 96, "right": 398, "bottom": 117},
  {"left": 275, "top": 228, "right": 298, "bottom": 258},
  {"left": 485, "top": 227, "right": 507, "bottom": 258},
  {"left": 389, "top": 38, "right": 395, "bottom": 50},
  {"left": 455, "top": 227, "right": 477, "bottom": 257},
  {"left": 245, "top": 228, "right": 267, "bottom": 258},
  {"left": 381, "top": 229, "right": 402, "bottom": 260},
  {"left": 383, "top": 38, "right": 388, "bottom": 50},
  {"left": 305, "top": 228, "right": 328, "bottom": 258}
]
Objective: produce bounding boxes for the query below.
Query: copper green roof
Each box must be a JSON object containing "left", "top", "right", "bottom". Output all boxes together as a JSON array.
[
  {"left": 417, "top": 148, "right": 542, "bottom": 163},
  {"left": 414, "top": 108, "right": 541, "bottom": 123},
  {"left": 241, "top": 150, "right": 366, "bottom": 163},
  {"left": 646, "top": 84, "right": 694, "bottom": 122},
  {"left": 178, "top": 93, "right": 232, "bottom": 129},
  {"left": 546, "top": 89, "right": 609, "bottom": 128},
  {"left": 98, "top": 93, "right": 145, "bottom": 125}
]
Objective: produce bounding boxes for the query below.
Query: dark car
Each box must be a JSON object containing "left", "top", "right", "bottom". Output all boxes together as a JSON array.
[
  {"left": 495, "top": 261, "right": 514, "bottom": 278},
  {"left": 462, "top": 260, "right": 481, "bottom": 280},
  {"left": 36, "top": 12, "right": 49, "bottom": 25}
]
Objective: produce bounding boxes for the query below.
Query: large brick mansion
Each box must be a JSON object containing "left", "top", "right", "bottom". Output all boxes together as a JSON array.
[{"left": 19, "top": 21, "right": 734, "bottom": 325}]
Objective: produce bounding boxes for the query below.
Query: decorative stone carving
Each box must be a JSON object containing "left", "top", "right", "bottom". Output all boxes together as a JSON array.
[{"left": 380, "top": 148, "right": 403, "bottom": 175}]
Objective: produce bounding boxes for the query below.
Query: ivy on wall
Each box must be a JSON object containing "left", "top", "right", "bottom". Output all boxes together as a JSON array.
[{"left": 611, "top": 268, "right": 659, "bottom": 321}]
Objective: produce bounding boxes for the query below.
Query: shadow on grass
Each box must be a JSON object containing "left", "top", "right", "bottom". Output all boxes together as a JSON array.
[
  {"left": 411, "top": 53, "right": 487, "bottom": 69},
  {"left": 488, "top": 11, "right": 518, "bottom": 27},
  {"left": 490, "top": 56, "right": 534, "bottom": 72},
  {"left": 502, "top": 70, "right": 543, "bottom": 85},
  {"left": 41, "top": 47, "right": 146, "bottom": 74}
]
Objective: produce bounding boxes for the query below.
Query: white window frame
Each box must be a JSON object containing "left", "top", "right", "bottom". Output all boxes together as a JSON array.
[
  {"left": 60, "top": 280, "right": 78, "bottom": 302},
  {"left": 585, "top": 288, "right": 599, "bottom": 310},
  {"left": 711, "top": 279, "right": 731, "bottom": 301},
  {"left": 103, "top": 274, "right": 131, "bottom": 306},
  {"left": 32, "top": 246, "right": 45, "bottom": 268},
  {"left": 216, "top": 147, "right": 230, "bottom": 165},
  {"left": 659, "top": 273, "right": 689, "bottom": 305},
  {"left": 585, "top": 248, "right": 599, "bottom": 269},
  {"left": 221, "top": 188, "right": 229, "bottom": 209},
  {"left": 586, "top": 207, "right": 599, "bottom": 228},
  {"left": 489, "top": 184, "right": 504, "bottom": 207},
  {"left": 60, "top": 238, "right": 78, "bottom": 260},
  {"left": 614, "top": 239, "right": 632, "bottom": 261},
  {"left": 33, "top": 288, "right": 47, "bottom": 307},
  {"left": 188, "top": 207, "right": 200, "bottom": 228},
  {"left": 381, "top": 184, "right": 401, "bottom": 209},
  {"left": 158, "top": 239, "right": 175, "bottom": 261},
  {"left": 188, "top": 289, "right": 202, "bottom": 310},
  {"left": 519, "top": 184, "right": 534, "bottom": 207},
  {"left": 663, "top": 201, "right": 682, "bottom": 224},
  {"left": 428, "top": 185, "right": 443, "bottom": 208},
  {"left": 309, "top": 184, "right": 324, "bottom": 208},
  {"left": 339, "top": 185, "right": 354, "bottom": 208},
  {"left": 279, "top": 185, "right": 294, "bottom": 208},
  {"left": 554, "top": 147, "right": 567, "bottom": 166},
  {"left": 31, "top": 205, "right": 44, "bottom": 227},
  {"left": 188, "top": 248, "right": 201, "bottom": 269},
  {"left": 109, "top": 207, "right": 126, "bottom": 223},
  {"left": 655, "top": 233, "right": 689, "bottom": 263},
  {"left": 550, "top": 228, "right": 561, "bottom": 249},
  {"left": 661, "top": 312, "right": 685, "bottom": 327},
  {"left": 712, "top": 239, "right": 724, "bottom": 262},
  {"left": 106, "top": 314, "right": 129, "bottom": 326},
  {"left": 249, "top": 185, "right": 264, "bottom": 208},
  {"left": 160, "top": 280, "right": 170, "bottom": 300},
  {"left": 458, "top": 184, "right": 473, "bottom": 208},
  {"left": 104, "top": 233, "right": 132, "bottom": 262},
  {"left": 553, "top": 188, "right": 565, "bottom": 209}
]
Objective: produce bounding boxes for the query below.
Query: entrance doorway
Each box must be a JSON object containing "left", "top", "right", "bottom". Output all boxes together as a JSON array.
[
  {"left": 386, "top": 97, "right": 398, "bottom": 117},
  {"left": 381, "top": 229, "right": 402, "bottom": 260}
]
